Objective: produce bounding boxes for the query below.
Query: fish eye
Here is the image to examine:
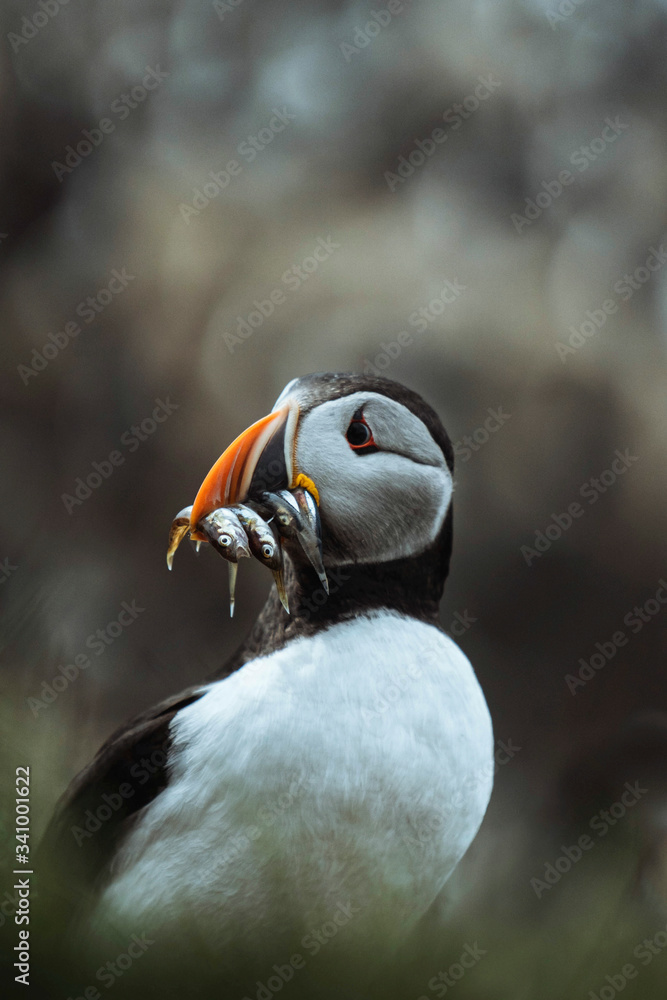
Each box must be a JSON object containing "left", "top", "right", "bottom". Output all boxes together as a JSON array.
[
  {"left": 278, "top": 513, "right": 291, "bottom": 526},
  {"left": 346, "top": 420, "right": 373, "bottom": 449},
  {"left": 219, "top": 533, "right": 232, "bottom": 547},
  {"left": 261, "top": 543, "right": 274, "bottom": 558}
]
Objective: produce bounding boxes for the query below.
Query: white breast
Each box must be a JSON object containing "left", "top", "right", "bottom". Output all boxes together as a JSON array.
[{"left": 97, "top": 612, "right": 493, "bottom": 964}]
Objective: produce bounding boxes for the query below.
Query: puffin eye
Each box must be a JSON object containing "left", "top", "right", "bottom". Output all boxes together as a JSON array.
[
  {"left": 346, "top": 415, "right": 377, "bottom": 452},
  {"left": 346, "top": 421, "right": 371, "bottom": 447}
]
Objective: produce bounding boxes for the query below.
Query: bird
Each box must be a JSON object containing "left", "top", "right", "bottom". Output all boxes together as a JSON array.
[{"left": 37, "top": 372, "right": 493, "bottom": 997}]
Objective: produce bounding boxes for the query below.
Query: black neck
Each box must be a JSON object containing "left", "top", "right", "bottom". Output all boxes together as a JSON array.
[{"left": 215, "top": 508, "right": 453, "bottom": 676}]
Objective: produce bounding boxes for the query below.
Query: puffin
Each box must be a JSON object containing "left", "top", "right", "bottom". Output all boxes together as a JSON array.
[{"left": 38, "top": 372, "right": 493, "bottom": 996}]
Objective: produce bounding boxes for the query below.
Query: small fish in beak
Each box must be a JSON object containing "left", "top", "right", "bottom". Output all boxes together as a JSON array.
[
  {"left": 201, "top": 508, "right": 253, "bottom": 618},
  {"left": 166, "top": 398, "right": 325, "bottom": 617},
  {"left": 258, "top": 489, "right": 328, "bottom": 594},
  {"left": 201, "top": 508, "right": 251, "bottom": 558},
  {"left": 229, "top": 503, "right": 289, "bottom": 613},
  {"left": 168, "top": 505, "right": 252, "bottom": 617},
  {"left": 292, "top": 488, "right": 328, "bottom": 594}
]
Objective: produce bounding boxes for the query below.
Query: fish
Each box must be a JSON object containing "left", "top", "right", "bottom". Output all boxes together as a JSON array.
[
  {"left": 166, "top": 487, "right": 326, "bottom": 617},
  {"left": 167, "top": 505, "right": 251, "bottom": 617},
  {"left": 257, "top": 489, "right": 328, "bottom": 593},
  {"left": 229, "top": 503, "right": 289, "bottom": 613},
  {"left": 200, "top": 507, "right": 253, "bottom": 617}
]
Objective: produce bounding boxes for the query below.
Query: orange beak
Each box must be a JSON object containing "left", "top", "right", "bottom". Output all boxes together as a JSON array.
[{"left": 189, "top": 402, "right": 298, "bottom": 536}]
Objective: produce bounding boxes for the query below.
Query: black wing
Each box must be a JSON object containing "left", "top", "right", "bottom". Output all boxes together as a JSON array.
[
  {"left": 35, "top": 590, "right": 287, "bottom": 948},
  {"left": 36, "top": 686, "right": 205, "bottom": 937}
]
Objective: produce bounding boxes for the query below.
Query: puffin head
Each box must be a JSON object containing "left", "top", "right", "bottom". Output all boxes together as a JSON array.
[{"left": 191, "top": 373, "right": 455, "bottom": 622}]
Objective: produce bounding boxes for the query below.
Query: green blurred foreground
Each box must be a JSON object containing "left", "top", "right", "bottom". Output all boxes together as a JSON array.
[{"left": 1, "top": 699, "right": 667, "bottom": 1000}]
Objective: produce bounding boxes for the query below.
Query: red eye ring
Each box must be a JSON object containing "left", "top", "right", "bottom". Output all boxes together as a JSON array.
[{"left": 346, "top": 414, "right": 376, "bottom": 451}]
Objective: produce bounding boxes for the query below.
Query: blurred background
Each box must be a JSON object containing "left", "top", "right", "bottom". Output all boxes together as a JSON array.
[{"left": 1, "top": 0, "right": 667, "bottom": 996}]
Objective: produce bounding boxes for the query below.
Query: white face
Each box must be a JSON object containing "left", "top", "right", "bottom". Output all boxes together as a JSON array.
[{"left": 293, "top": 392, "right": 452, "bottom": 565}]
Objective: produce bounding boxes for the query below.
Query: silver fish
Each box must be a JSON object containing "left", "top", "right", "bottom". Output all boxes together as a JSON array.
[
  {"left": 257, "top": 491, "right": 302, "bottom": 539},
  {"left": 229, "top": 503, "right": 289, "bottom": 613},
  {"left": 289, "top": 488, "right": 328, "bottom": 593},
  {"left": 167, "top": 505, "right": 251, "bottom": 617},
  {"left": 199, "top": 507, "right": 251, "bottom": 562},
  {"left": 254, "top": 487, "right": 329, "bottom": 594},
  {"left": 259, "top": 489, "right": 328, "bottom": 594},
  {"left": 199, "top": 508, "right": 252, "bottom": 617}
]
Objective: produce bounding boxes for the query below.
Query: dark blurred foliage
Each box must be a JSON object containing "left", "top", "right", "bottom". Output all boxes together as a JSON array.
[{"left": 1, "top": 0, "right": 667, "bottom": 996}]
